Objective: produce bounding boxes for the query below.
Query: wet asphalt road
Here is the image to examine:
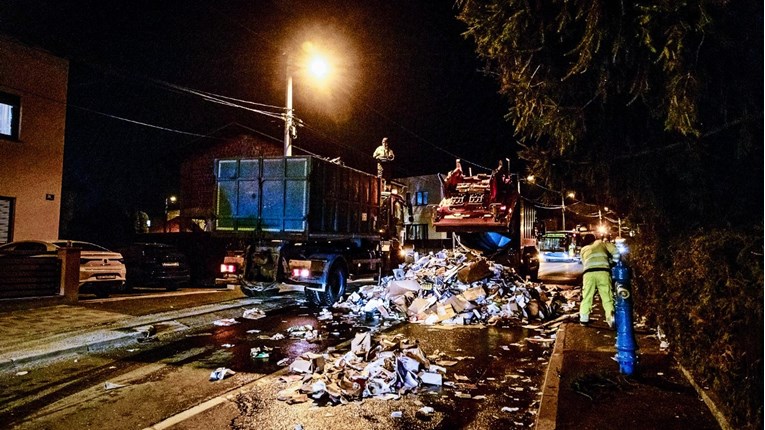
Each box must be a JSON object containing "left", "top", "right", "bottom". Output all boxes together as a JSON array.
[{"left": 1, "top": 289, "right": 555, "bottom": 430}]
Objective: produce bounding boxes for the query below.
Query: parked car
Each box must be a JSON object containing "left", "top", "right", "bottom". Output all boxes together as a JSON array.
[
  {"left": 118, "top": 242, "right": 191, "bottom": 291},
  {"left": 0, "top": 240, "right": 126, "bottom": 297}
]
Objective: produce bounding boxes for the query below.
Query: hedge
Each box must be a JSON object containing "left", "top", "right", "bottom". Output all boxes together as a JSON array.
[{"left": 630, "top": 227, "right": 763, "bottom": 429}]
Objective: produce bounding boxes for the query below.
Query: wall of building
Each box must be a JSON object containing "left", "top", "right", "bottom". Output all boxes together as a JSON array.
[
  {"left": 0, "top": 37, "right": 68, "bottom": 242},
  {"left": 397, "top": 174, "right": 448, "bottom": 243}
]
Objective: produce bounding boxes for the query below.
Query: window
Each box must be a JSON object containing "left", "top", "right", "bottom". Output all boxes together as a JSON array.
[
  {"left": 0, "top": 92, "right": 21, "bottom": 140},
  {"left": 406, "top": 224, "right": 428, "bottom": 241},
  {"left": 415, "top": 191, "right": 428, "bottom": 206}
]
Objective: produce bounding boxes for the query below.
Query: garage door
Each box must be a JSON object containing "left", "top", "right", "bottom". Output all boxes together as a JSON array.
[{"left": 0, "top": 196, "right": 13, "bottom": 244}]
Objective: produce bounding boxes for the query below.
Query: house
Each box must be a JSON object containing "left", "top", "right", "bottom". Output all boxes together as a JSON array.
[
  {"left": 0, "top": 36, "right": 69, "bottom": 243},
  {"left": 395, "top": 174, "right": 450, "bottom": 249}
]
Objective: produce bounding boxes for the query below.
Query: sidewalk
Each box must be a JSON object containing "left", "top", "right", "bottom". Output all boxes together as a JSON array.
[
  {"left": 536, "top": 302, "right": 727, "bottom": 430},
  {"left": 0, "top": 291, "right": 301, "bottom": 372}
]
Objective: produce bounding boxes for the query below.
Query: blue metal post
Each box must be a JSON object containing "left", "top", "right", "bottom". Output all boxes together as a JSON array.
[{"left": 612, "top": 259, "right": 638, "bottom": 375}]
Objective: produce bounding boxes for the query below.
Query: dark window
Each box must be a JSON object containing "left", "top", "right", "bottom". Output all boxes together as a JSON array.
[
  {"left": 0, "top": 196, "right": 13, "bottom": 244},
  {"left": 0, "top": 92, "right": 21, "bottom": 140},
  {"left": 406, "top": 224, "right": 428, "bottom": 241},
  {"left": 415, "top": 191, "right": 428, "bottom": 206}
]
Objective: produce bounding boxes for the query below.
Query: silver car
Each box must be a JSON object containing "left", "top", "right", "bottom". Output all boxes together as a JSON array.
[{"left": 0, "top": 240, "right": 126, "bottom": 297}]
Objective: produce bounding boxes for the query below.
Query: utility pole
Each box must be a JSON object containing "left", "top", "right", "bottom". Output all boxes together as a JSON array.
[
  {"left": 283, "top": 66, "right": 294, "bottom": 157},
  {"left": 561, "top": 194, "right": 566, "bottom": 231}
]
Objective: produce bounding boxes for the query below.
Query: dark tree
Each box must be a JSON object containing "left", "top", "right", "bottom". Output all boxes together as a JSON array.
[{"left": 457, "top": 0, "right": 762, "bottom": 231}]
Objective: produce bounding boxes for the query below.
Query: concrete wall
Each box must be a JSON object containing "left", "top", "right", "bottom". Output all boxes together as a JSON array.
[{"left": 0, "top": 37, "right": 68, "bottom": 241}]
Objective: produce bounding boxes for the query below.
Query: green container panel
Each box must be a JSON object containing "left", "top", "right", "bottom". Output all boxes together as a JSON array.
[{"left": 214, "top": 156, "right": 378, "bottom": 236}]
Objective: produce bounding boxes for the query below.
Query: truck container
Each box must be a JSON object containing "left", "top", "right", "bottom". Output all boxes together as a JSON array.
[{"left": 214, "top": 156, "right": 410, "bottom": 306}]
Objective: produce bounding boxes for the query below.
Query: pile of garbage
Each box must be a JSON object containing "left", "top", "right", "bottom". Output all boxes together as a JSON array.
[
  {"left": 334, "top": 249, "right": 577, "bottom": 326},
  {"left": 278, "top": 332, "right": 467, "bottom": 405}
]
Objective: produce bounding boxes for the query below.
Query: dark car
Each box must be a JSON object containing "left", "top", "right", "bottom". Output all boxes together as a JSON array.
[{"left": 118, "top": 243, "right": 191, "bottom": 291}]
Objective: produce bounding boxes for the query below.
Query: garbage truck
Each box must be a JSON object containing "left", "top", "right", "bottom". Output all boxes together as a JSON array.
[
  {"left": 214, "top": 156, "right": 411, "bottom": 306},
  {"left": 433, "top": 161, "right": 539, "bottom": 280}
]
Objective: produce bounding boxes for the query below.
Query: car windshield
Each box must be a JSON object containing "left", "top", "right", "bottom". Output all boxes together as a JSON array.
[{"left": 53, "top": 241, "right": 110, "bottom": 252}]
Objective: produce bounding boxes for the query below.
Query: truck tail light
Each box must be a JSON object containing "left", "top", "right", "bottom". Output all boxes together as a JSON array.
[
  {"left": 292, "top": 268, "right": 310, "bottom": 278},
  {"left": 220, "top": 264, "right": 237, "bottom": 274}
]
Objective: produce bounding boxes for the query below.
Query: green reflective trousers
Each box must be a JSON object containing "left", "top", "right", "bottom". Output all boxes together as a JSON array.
[{"left": 579, "top": 270, "right": 614, "bottom": 324}]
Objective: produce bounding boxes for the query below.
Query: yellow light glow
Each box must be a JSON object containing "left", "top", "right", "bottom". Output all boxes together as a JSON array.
[
  {"left": 566, "top": 191, "right": 575, "bottom": 199},
  {"left": 526, "top": 175, "right": 535, "bottom": 182},
  {"left": 308, "top": 55, "right": 330, "bottom": 80},
  {"left": 597, "top": 224, "right": 608, "bottom": 235}
]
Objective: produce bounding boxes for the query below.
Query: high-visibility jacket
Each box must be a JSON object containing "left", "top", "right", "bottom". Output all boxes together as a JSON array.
[{"left": 580, "top": 240, "right": 618, "bottom": 273}]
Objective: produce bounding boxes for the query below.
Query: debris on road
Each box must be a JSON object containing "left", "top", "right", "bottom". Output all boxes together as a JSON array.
[
  {"left": 276, "top": 331, "right": 501, "bottom": 407},
  {"left": 242, "top": 308, "right": 266, "bottom": 320},
  {"left": 209, "top": 367, "right": 236, "bottom": 381},
  {"left": 104, "top": 381, "right": 126, "bottom": 390},
  {"left": 213, "top": 318, "right": 239, "bottom": 327},
  {"left": 329, "top": 249, "right": 576, "bottom": 328}
]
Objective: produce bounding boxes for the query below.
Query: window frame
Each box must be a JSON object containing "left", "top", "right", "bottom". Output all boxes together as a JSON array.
[
  {"left": 414, "top": 190, "right": 428, "bottom": 206},
  {"left": 0, "top": 91, "right": 21, "bottom": 141}
]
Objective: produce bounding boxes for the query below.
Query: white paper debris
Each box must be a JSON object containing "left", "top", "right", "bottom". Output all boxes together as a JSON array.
[
  {"left": 209, "top": 367, "right": 235, "bottom": 381},
  {"left": 104, "top": 381, "right": 126, "bottom": 390}
]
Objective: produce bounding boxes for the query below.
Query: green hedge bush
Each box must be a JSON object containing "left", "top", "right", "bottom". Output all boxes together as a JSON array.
[{"left": 630, "top": 227, "right": 763, "bottom": 429}]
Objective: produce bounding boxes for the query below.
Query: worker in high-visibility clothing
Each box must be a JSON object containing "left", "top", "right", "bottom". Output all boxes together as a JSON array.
[{"left": 579, "top": 233, "right": 618, "bottom": 327}]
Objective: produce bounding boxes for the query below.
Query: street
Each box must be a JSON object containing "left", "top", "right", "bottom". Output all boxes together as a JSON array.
[
  {"left": 0, "top": 286, "right": 554, "bottom": 430},
  {"left": 538, "top": 261, "right": 582, "bottom": 285}
]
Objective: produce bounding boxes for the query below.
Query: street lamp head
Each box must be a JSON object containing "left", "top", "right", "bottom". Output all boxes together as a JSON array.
[
  {"left": 566, "top": 191, "right": 576, "bottom": 199},
  {"left": 307, "top": 54, "right": 331, "bottom": 80}
]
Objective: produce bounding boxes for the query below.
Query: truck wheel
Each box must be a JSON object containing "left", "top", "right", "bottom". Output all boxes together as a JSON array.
[
  {"left": 320, "top": 266, "right": 347, "bottom": 306},
  {"left": 305, "top": 266, "right": 347, "bottom": 307},
  {"left": 304, "top": 289, "right": 322, "bottom": 307}
]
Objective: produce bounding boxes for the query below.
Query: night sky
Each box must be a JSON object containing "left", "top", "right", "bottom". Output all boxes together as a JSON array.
[{"left": 1, "top": 1, "right": 516, "bottom": 220}]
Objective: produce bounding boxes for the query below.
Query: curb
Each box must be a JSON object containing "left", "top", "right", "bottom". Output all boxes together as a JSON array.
[
  {"left": 535, "top": 322, "right": 567, "bottom": 430},
  {"left": 0, "top": 295, "right": 301, "bottom": 372}
]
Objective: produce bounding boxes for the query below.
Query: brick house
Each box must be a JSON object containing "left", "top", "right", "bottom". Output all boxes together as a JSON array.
[{"left": 0, "top": 36, "right": 69, "bottom": 243}]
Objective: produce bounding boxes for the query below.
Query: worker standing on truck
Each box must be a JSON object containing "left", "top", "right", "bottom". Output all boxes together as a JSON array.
[
  {"left": 579, "top": 233, "right": 618, "bottom": 327},
  {"left": 373, "top": 137, "right": 395, "bottom": 181}
]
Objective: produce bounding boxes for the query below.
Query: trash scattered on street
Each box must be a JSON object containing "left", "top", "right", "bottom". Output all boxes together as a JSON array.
[
  {"left": 250, "top": 346, "right": 271, "bottom": 359},
  {"left": 15, "top": 371, "right": 29, "bottom": 376},
  {"left": 246, "top": 329, "right": 261, "bottom": 334},
  {"left": 287, "top": 325, "right": 319, "bottom": 340},
  {"left": 221, "top": 343, "right": 235, "bottom": 348},
  {"left": 209, "top": 367, "right": 236, "bottom": 381},
  {"left": 329, "top": 248, "right": 576, "bottom": 328},
  {"left": 502, "top": 406, "right": 520, "bottom": 413},
  {"left": 416, "top": 406, "right": 435, "bottom": 418},
  {"left": 104, "top": 381, "right": 126, "bottom": 390},
  {"left": 242, "top": 308, "right": 266, "bottom": 320},
  {"left": 213, "top": 318, "right": 239, "bottom": 327},
  {"left": 391, "top": 411, "right": 403, "bottom": 418}
]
